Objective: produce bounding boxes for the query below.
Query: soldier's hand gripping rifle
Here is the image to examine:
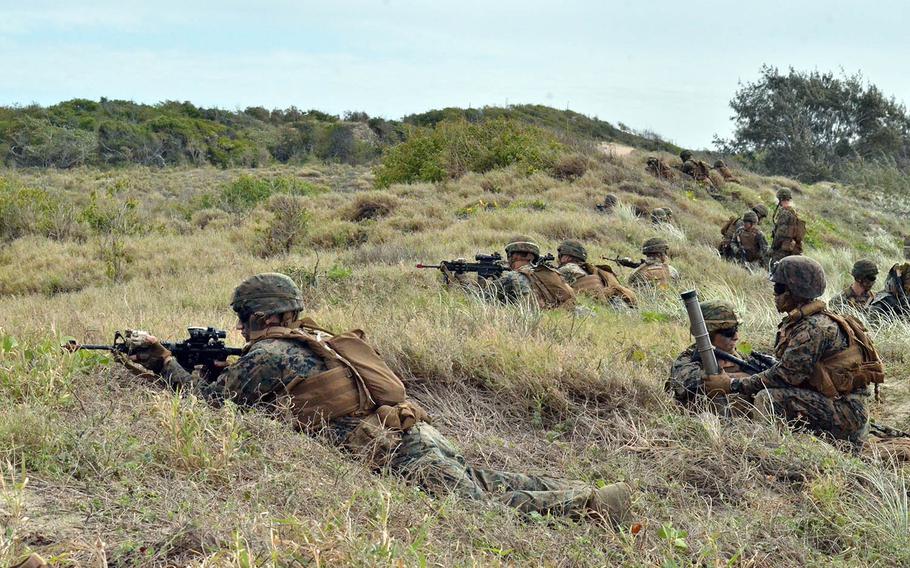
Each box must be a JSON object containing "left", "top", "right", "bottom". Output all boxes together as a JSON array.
[
  {"left": 602, "top": 255, "right": 645, "bottom": 269},
  {"left": 416, "top": 252, "right": 509, "bottom": 280},
  {"left": 710, "top": 350, "right": 777, "bottom": 375},
  {"left": 67, "top": 327, "right": 242, "bottom": 378},
  {"left": 681, "top": 289, "right": 719, "bottom": 375}
]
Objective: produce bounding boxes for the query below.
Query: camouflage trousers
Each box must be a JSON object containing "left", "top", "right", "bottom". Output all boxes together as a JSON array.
[
  {"left": 388, "top": 423, "right": 595, "bottom": 516},
  {"left": 753, "top": 388, "right": 869, "bottom": 448}
]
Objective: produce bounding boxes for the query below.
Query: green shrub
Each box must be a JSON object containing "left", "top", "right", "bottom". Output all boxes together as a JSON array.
[
  {"left": 219, "top": 175, "right": 326, "bottom": 212},
  {"left": 374, "top": 118, "right": 564, "bottom": 188},
  {"left": 0, "top": 178, "right": 84, "bottom": 242},
  {"left": 254, "top": 194, "right": 312, "bottom": 257}
]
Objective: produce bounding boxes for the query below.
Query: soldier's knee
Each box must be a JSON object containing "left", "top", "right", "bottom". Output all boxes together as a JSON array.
[{"left": 752, "top": 389, "right": 775, "bottom": 417}]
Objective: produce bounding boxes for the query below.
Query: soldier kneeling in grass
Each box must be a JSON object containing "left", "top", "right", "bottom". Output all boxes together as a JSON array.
[
  {"left": 702, "top": 257, "right": 883, "bottom": 451},
  {"left": 116, "top": 273, "right": 631, "bottom": 523}
]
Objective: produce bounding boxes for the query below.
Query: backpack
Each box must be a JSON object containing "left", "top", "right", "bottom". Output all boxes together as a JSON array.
[
  {"left": 736, "top": 228, "right": 761, "bottom": 261},
  {"left": 519, "top": 264, "right": 576, "bottom": 309},
  {"left": 248, "top": 321, "right": 409, "bottom": 426},
  {"left": 810, "top": 311, "right": 885, "bottom": 398},
  {"left": 570, "top": 263, "right": 637, "bottom": 307}
]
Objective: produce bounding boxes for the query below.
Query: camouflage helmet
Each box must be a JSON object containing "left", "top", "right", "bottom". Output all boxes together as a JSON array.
[
  {"left": 851, "top": 259, "right": 878, "bottom": 280},
  {"left": 646, "top": 156, "right": 658, "bottom": 165},
  {"left": 770, "top": 256, "right": 826, "bottom": 300},
  {"left": 663, "top": 207, "right": 674, "bottom": 217},
  {"left": 604, "top": 193, "right": 618, "bottom": 207},
  {"left": 505, "top": 237, "right": 540, "bottom": 258},
  {"left": 679, "top": 150, "right": 693, "bottom": 161},
  {"left": 230, "top": 272, "right": 304, "bottom": 318},
  {"left": 742, "top": 211, "right": 759, "bottom": 224},
  {"left": 699, "top": 299, "right": 741, "bottom": 333},
  {"left": 651, "top": 208, "right": 668, "bottom": 221},
  {"left": 714, "top": 159, "right": 726, "bottom": 168},
  {"left": 557, "top": 239, "right": 587, "bottom": 261},
  {"left": 751, "top": 203, "right": 769, "bottom": 219},
  {"left": 642, "top": 237, "right": 670, "bottom": 255},
  {"left": 776, "top": 187, "right": 793, "bottom": 202}
]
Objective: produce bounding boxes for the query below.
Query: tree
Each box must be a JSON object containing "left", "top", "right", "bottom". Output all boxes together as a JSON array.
[{"left": 716, "top": 66, "right": 910, "bottom": 181}]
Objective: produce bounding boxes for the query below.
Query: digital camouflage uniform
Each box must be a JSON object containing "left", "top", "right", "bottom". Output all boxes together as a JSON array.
[
  {"left": 160, "top": 338, "right": 609, "bottom": 514},
  {"left": 471, "top": 239, "right": 575, "bottom": 309},
  {"left": 627, "top": 258, "right": 680, "bottom": 288},
  {"left": 830, "top": 287, "right": 875, "bottom": 312},
  {"left": 736, "top": 306, "right": 869, "bottom": 447},
  {"left": 485, "top": 270, "right": 536, "bottom": 305},
  {"left": 668, "top": 345, "right": 765, "bottom": 415},
  {"left": 870, "top": 262, "right": 910, "bottom": 319},
  {"left": 667, "top": 300, "right": 762, "bottom": 415},
  {"left": 731, "top": 258, "right": 873, "bottom": 449},
  {"left": 677, "top": 151, "right": 716, "bottom": 189},
  {"left": 770, "top": 189, "right": 803, "bottom": 264},
  {"left": 719, "top": 205, "right": 769, "bottom": 260},
  {"left": 143, "top": 273, "right": 627, "bottom": 519}
]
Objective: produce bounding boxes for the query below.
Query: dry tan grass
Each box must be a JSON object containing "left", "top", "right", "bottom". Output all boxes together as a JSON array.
[{"left": 1, "top": 156, "right": 909, "bottom": 566}]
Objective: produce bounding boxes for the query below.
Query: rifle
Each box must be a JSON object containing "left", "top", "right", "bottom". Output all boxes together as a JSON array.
[
  {"left": 533, "top": 253, "right": 556, "bottom": 268},
  {"left": 710, "top": 349, "right": 776, "bottom": 375},
  {"left": 416, "top": 252, "right": 508, "bottom": 280},
  {"left": 68, "top": 327, "right": 242, "bottom": 376},
  {"left": 681, "top": 290, "right": 719, "bottom": 375},
  {"left": 869, "top": 422, "right": 910, "bottom": 439},
  {"left": 602, "top": 255, "right": 644, "bottom": 269}
]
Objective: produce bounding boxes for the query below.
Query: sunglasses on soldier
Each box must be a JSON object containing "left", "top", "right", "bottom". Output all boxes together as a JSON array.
[{"left": 716, "top": 325, "right": 739, "bottom": 338}]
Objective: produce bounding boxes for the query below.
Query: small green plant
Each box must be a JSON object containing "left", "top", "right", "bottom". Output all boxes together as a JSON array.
[
  {"left": 80, "top": 190, "right": 139, "bottom": 282},
  {"left": 657, "top": 523, "right": 689, "bottom": 552},
  {"left": 327, "top": 265, "right": 353, "bottom": 281}
]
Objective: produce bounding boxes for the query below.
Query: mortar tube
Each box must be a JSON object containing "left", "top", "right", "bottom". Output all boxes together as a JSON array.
[{"left": 681, "top": 289, "right": 720, "bottom": 375}]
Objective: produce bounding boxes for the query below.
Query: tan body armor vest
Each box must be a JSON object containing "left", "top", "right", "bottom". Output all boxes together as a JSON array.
[
  {"left": 571, "top": 263, "right": 637, "bottom": 307},
  {"left": 517, "top": 264, "right": 576, "bottom": 309},
  {"left": 633, "top": 263, "right": 672, "bottom": 287},
  {"left": 246, "top": 320, "right": 427, "bottom": 430},
  {"left": 776, "top": 302, "right": 884, "bottom": 398},
  {"left": 737, "top": 228, "right": 761, "bottom": 261}
]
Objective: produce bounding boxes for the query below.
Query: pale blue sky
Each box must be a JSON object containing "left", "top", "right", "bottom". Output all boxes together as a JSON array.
[{"left": 1, "top": 0, "right": 908, "bottom": 148}]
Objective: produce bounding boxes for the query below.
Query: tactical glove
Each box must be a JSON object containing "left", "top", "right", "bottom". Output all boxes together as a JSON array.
[
  {"left": 703, "top": 372, "right": 732, "bottom": 397},
  {"left": 129, "top": 336, "right": 172, "bottom": 373}
]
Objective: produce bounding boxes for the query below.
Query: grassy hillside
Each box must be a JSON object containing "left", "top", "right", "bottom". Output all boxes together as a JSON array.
[
  {"left": 1, "top": 143, "right": 909, "bottom": 565},
  {"left": 0, "top": 99, "right": 674, "bottom": 171}
]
